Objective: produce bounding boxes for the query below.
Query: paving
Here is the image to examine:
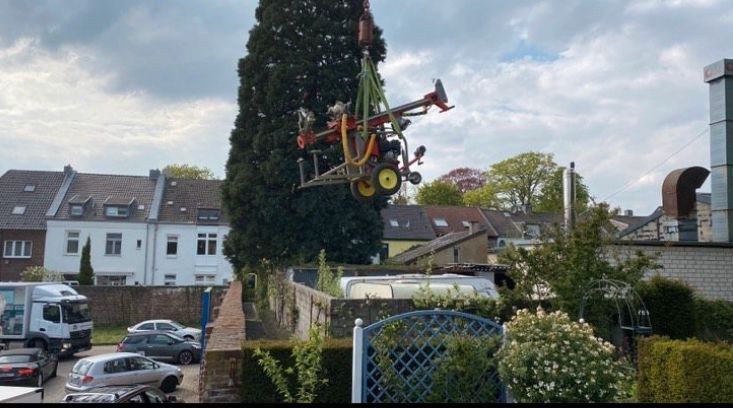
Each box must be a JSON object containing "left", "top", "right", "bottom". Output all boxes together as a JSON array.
[{"left": 42, "top": 345, "right": 200, "bottom": 403}]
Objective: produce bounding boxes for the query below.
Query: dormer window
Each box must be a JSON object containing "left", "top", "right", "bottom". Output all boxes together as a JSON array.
[
  {"left": 103, "top": 197, "right": 134, "bottom": 218},
  {"left": 433, "top": 218, "right": 448, "bottom": 227},
  {"left": 104, "top": 206, "right": 130, "bottom": 218},
  {"left": 389, "top": 219, "right": 399, "bottom": 227},
  {"left": 462, "top": 220, "right": 471, "bottom": 228},
  {"left": 23, "top": 185, "right": 35, "bottom": 192},
  {"left": 68, "top": 195, "right": 92, "bottom": 217},
  {"left": 197, "top": 209, "right": 221, "bottom": 221},
  {"left": 70, "top": 205, "right": 84, "bottom": 216}
]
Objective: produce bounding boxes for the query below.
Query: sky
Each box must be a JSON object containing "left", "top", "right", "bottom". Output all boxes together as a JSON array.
[{"left": 0, "top": 0, "right": 731, "bottom": 216}]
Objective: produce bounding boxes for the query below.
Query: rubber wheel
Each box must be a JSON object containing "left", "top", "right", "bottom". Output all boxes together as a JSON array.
[
  {"left": 51, "top": 361, "right": 58, "bottom": 378},
  {"left": 350, "top": 179, "right": 376, "bottom": 200},
  {"left": 407, "top": 171, "right": 422, "bottom": 185},
  {"left": 178, "top": 350, "right": 193, "bottom": 365},
  {"left": 371, "top": 163, "right": 402, "bottom": 195},
  {"left": 161, "top": 376, "right": 178, "bottom": 393}
]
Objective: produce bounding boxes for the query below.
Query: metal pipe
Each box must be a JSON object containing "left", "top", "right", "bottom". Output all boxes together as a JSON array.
[{"left": 564, "top": 162, "right": 576, "bottom": 233}]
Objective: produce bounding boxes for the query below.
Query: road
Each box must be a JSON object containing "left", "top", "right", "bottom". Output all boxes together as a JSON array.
[{"left": 42, "top": 345, "right": 199, "bottom": 403}]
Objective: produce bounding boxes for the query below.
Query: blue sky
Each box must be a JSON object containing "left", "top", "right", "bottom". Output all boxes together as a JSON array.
[{"left": 0, "top": 0, "right": 731, "bottom": 215}]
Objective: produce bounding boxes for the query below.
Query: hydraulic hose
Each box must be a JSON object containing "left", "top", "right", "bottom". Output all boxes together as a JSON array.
[{"left": 341, "top": 113, "right": 376, "bottom": 166}]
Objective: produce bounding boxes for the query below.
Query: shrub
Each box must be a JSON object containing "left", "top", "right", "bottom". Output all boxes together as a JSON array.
[
  {"left": 498, "top": 308, "right": 634, "bottom": 403},
  {"left": 315, "top": 250, "right": 343, "bottom": 298},
  {"left": 636, "top": 275, "right": 695, "bottom": 339},
  {"left": 693, "top": 298, "right": 733, "bottom": 342},
  {"left": 240, "top": 337, "right": 352, "bottom": 403},
  {"left": 20, "top": 266, "right": 64, "bottom": 282},
  {"left": 636, "top": 336, "right": 733, "bottom": 403}
]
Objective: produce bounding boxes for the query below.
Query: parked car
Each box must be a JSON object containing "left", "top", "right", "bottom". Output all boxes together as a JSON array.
[
  {"left": 61, "top": 385, "right": 183, "bottom": 403},
  {"left": 117, "top": 331, "right": 201, "bottom": 365},
  {"left": 0, "top": 348, "right": 58, "bottom": 388},
  {"left": 127, "top": 320, "right": 201, "bottom": 341},
  {"left": 65, "top": 352, "right": 183, "bottom": 394}
]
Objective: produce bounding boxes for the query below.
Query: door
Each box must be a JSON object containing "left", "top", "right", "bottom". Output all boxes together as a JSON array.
[
  {"left": 154, "top": 322, "right": 176, "bottom": 333},
  {"left": 39, "top": 304, "right": 64, "bottom": 340},
  {"left": 145, "top": 334, "right": 174, "bottom": 361},
  {"left": 100, "top": 358, "right": 133, "bottom": 386},
  {"left": 125, "top": 357, "right": 159, "bottom": 386}
]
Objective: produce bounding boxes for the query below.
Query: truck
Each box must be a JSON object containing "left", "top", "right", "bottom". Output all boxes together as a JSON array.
[{"left": 0, "top": 283, "right": 92, "bottom": 357}]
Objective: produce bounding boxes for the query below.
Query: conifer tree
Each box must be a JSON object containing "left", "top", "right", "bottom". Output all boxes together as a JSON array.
[
  {"left": 79, "top": 236, "right": 94, "bottom": 285},
  {"left": 223, "top": 0, "right": 388, "bottom": 272}
]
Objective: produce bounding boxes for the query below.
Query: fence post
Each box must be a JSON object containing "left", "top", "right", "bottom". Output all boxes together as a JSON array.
[{"left": 352, "top": 318, "right": 364, "bottom": 403}]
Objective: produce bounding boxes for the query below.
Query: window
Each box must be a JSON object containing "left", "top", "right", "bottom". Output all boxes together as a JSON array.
[
  {"left": 149, "top": 334, "right": 173, "bottom": 344},
  {"left": 104, "top": 206, "right": 129, "bottom": 218},
  {"left": 453, "top": 246, "right": 460, "bottom": 263},
  {"left": 122, "top": 336, "right": 146, "bottom": 345},
  {"left": 136, "top": 239, "right": 142, "bottom": 250},
  {"left": 138, "top": 323, "right": 155, "bottom": 331},
  {"left": 128, "top": 356, "right": 155, "bottom": 371},
  {"left": 433, "top": 218, "right": 448, "bottom": 227},
  {"left": 23, "top": 185, "right": 35, "bottom": 192},
  {"left": 3, "top": 241, "right": 32, "bottom": 258},
  {"left": 462, "top": 220, "right": 471, "bottom": 228},
  {"left": 195, "top": 275, "right": 216, "bottom": 285},
  {"left": 144, "top": 391, "right": 165, "bottom": 404},
  {"left": 12, "top": 206, "right": 26, "bottom": 215},
  {"left": 128, "top": 395, "right": 146, "bottom": 403},
  {"left": 379, "top": 243, "right": 389, "bottom": 261},
  {"left": 389, "top": 219, "right": 399, "bottom": 227},
  {"left": 105, "top": 233, "right": 122, "bottom": 255},
  {"left": 156, "top": 322, "right": 176, "bottom": 331},
  {"left": 166, "top": 236, "right": 178, "bottom": 256},
  {"left": 103, "top": 358, "right": 129, "bottom": 374},
  {"left": 43, "top": 305, "right": 61, "bottom": 323},
  {"left": 197, "top": 233, "right": 217, "bottom": 255},
  {"left": 70, "top": 205, "right": 84, "bottom": 216},
  {"left": 66, "top": 231, "right": 80, "bottom": 255},
  {"left": 96, "top": 275, "right": 126, "bottom": 286},
  {"left": 525, "top": 224, "right": 541, "bottom": 238},
  {"left": 197, "top": 209, "right": 221, "bottom": 221},
  {"left": 164, "top": 274, "right": 176, "bottom": 286}
]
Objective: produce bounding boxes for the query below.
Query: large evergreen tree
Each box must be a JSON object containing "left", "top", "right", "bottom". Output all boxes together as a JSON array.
[
  {"left": 78, "top": 236, "right": 94, "bottom": 285},
  {"left": 223, "top": 0, "right": 388, "bottom": 271}
]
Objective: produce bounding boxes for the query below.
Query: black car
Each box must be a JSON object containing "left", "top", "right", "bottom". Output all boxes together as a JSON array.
[
  {"left": 0, "top": 347, "right": 58, "bottom": 388},
  {"left": 117, "top": 331, "right": 202, "bottom": 365},
  {"left": 61, "top": 385, "right": 183, "bottom": 403}
]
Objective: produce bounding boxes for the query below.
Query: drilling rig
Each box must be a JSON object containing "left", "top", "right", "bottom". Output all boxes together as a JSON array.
[{"left": 296, "top": 0, "right": 454, "bottom": 200}]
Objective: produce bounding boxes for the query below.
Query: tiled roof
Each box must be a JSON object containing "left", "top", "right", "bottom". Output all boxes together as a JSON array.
[
  {"left": 0, "top": 170, "right": 65, "bottom": 230},
  {"left": 389, "top": 227, "right": 487, "bottom": 264},
  {"left": 423, "top": 206, "right": 497, "bottom": 237},
  {"left": 52, "top": 173, "right": 157, "bottom": 222},
  {"left": 482, "top": 210, "right": 523, "bottom": 238},
  {"left": 158, "top": 178, "right": 227, "bottom": 224},
  {"left": 381, "top": 205, "right": 436, "bottom": 241}
]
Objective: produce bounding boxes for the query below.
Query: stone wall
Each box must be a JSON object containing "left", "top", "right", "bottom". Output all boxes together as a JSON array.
[
  {"left": 199, "top": 281, "right": 245, "bottom": 403},
  {"left": 610, "top": 241, "right": 733, "bottom": 301},
  {"left": 76, "top": 285, "right": 225, "bottom": 326}
]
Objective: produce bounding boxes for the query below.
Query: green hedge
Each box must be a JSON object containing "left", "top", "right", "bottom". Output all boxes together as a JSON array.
[
  {"left": 637, "top": 336, "right": 733, "bottom": 403},
  {"left": 636, "top": 276, "right": 696, "bottom": 339},
  {"left": 240, "top": 338, "right": 352, "bottom": 403},
  {"left": 693, "top": 298, "right": 733, "bottom": 342}
]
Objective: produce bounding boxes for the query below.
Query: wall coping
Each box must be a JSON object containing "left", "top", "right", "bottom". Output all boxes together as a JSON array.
[
  {"left": 612, "top": 240, "right": 733, "bottom": 249},
  {"left": 206, "top": 281, "right": 245, "bottom": 352}
]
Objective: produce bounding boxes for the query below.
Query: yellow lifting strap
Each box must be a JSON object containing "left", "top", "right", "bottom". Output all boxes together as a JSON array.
[{"left": 341, "top": 113, "right": 376, "bottom": 167}]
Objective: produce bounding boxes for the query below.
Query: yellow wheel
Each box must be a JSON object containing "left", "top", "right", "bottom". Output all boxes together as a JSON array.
[
  {"left": 351, "top": 179, "right": 376, "bottom": 200},
  {"left": 371, "top": 163, "right": 402, "bottom": 195}
]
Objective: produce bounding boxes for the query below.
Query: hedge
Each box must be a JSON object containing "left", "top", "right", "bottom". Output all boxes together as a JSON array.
[
  {"left": 693, "top": 298, "right": 733, "bottom": 342},
  {"left": 637, "top": 336, "right": 733, "bottom": 403},
  {"left": 636, "top": 276, "right": 696, "bottom": 339},
  {"left": 240, "top": 338, "right": 352, "bottom": 403}
]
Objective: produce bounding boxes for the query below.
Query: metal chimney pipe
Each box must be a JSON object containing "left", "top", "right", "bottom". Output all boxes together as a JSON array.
[{"left": 564, "top": 162, "right": 576, "bottom": 232}]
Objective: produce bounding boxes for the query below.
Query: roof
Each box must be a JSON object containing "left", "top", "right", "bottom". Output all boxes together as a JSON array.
[
  {"left": 423, "top": 206, "right": 497, "bottom": 236},
  {"left": 482, "top": 210, "right": 523, "bottom": 238},
  {"left": 617, "top": 207, "right": 664, "bottom": 238},
  {"left": 697, "top": 192, "right": 711, "bottom": 205},
  {"left": 434, "top": 263, "right": 509, "bottom": 273},
  {"left": 125, "top": 330, "right": 180, "bottom": 337},
  {"left": 76, "top": 352, "right": 142, "bottom": 363},
  {"left": 0, "top": 170, "right": 65, "bottom": 230},
  {"left": 389, "top": 227, "right": 488, "bottom": 264},
  {"left": 158, "top": 178, "right": 227, "bottom": 224},
  {"left": 380, "top": 205, "right": 436, "bottom": 240},
  {"left": 52, "top": 173, "right": 157, "bottom": 222}
]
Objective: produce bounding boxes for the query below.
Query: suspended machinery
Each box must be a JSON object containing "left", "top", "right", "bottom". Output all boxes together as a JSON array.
[{"left": 295, "top": 0, "right": 454, "bottom": 200}]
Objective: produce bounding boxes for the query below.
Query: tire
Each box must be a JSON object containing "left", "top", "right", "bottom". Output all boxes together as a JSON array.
[
  {"left": 371, "top": 163, "right": 402, "bottom": 196},
  {"left": 178, "top": 350, "right": 193, "bottom": 365},
  {"left": 350, "top": 179, "right": 376, "bottom": 200},
  {"left": 407, "top": 171, "right": 422, "bottom": 185},
  {"left": 51, "top": 361, "right": 58, "bottom": 378},
  {"left": 183, "top": 335, "right": 194, "bottom": 341},
  {"left": 160, "top": 376, "right": 178, "bottom": 393}
]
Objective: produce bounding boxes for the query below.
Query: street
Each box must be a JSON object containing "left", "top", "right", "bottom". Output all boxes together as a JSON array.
[{"left": 42, "top": 345, "right": 199, "bottom": 403}]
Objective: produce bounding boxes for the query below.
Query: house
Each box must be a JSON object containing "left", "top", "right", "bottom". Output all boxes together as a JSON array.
[
  {"left": 388, "top": 225, "right": 489, "bottom": 267},
  {"left": 0, "top": 169, "right": 66, "bottom": 281},
  {"left": 619, "top": 193, "right": 712, "bottom": 242},
  {"left": 43, "top": 168, "right": 161, "bottom": 285},
  {"left": 380, "top": 205, "right": 436, "bottom": 259},
  {"left": 153, "top": 177, "right": 232, "bottom": 286}
]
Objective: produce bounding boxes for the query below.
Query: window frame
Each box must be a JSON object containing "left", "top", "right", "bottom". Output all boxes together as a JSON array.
[
  {"left": 104, "top": 206, "right": 130, "bottom": 218},
  {"left": 65, "top": 231, "right": 81, "bottom": 255},
  {"left": 3, "top": 240, "right": 32, "bottom": 259},
  {"left": 11, "top": 206, "right": 26, "bottom": 215},
  {"left": 166, "top": 235, "right": 178, "bottom": 256},
  {"left": 433, "top": 218, "right": 448, "bottom": 227},
  {"left": 70, "top": 205, "right": 84, "bottom": 216},
  {"left": 105, "top": 233, "right": 122, "bottom": 256},
  {"left": 196, "top": 233, "right": 218, "bottom": 256}
]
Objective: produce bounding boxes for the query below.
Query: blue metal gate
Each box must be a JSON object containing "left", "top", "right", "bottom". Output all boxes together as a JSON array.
[{"left": 352, "top": 310, "right": 505, "bottom": 403}]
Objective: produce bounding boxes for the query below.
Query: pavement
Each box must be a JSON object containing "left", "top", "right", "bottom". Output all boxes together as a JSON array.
[{"left": 42, "top": 345, "right": 200, "bottom": 403}]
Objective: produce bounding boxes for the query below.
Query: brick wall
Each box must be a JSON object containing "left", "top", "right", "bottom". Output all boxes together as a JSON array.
[
  {"left": 199, "top": 281, "right": 245, "bottom": 403},
  {"left": 610, "top": 242, "right": 733, "bottom": 301},
  {"left": 75, "top": 285, "right": 224, "bottom": 326},
  {"left": 0, "top": 229, "right": 46, "bottom": 281}
]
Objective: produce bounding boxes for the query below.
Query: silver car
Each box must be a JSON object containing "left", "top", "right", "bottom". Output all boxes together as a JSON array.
[
  {"left": 127, "top": 320, "right": 202, "bottom": 341},
  {"left": 64, "top": 352, "right": 183, "bottom": 394}
]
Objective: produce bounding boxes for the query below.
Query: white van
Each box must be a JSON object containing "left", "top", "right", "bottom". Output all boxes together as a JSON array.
[{"left": 341, "top": 274, "right": 499, "bottom": 299}]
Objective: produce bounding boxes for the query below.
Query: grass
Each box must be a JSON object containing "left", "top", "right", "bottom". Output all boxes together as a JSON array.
[{"left": 93, "top": 325, "right": 128, "bottom": 345}]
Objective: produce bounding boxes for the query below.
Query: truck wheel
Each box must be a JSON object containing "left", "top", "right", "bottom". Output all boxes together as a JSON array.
[{"left": 30, "top": 339, "right": 47, "bottom": 351}]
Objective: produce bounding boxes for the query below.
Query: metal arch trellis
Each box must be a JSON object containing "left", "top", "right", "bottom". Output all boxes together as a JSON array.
[
  {"left": 351, "top": 310, "right": 506, "bottom": 403},
  {"left": 578, "top": 278, "right": 652, "bottom": 360}
]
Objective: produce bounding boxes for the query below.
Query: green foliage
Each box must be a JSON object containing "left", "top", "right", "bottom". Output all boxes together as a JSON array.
[
  {"left": 20, "top": 266, "right": 64, "bottom": 282},
  {"left": 437, "top": 167, "right": 486, "bottom": 194},
  {"left": 415, "top": 180, "right": 464, "bottom": 206},
  {"left": 315, "top": 250, "right": 344, "bottom": 297},
  {"left": 499, "top": 206, "right": 659, "bottom": 317},
  {"left": 636, "top": 336, "right": 733, "bottom": 403},
  {"left": 498, "top": 308, "right": 634, "bottom": 403},
  {"left": 485, "top": 151, "right": 557, "bottom": 210},
  {"left": 413, "top": 283, "right": 503, "bottom": 320},
  {"left": 462, "top": 182, "right": 501, "bottom": 209},
  {"left": 241, "top": 337, "right": 352, "bottom": 403},
  {"left": 253, "top": 325, "right": 327, "bottom": 403},
  {"left": 162, "top": 163, "right": 215, "bottom": 180},
  {"left": 534, "top": 166, "right": 591, "bottom": 213},
  {"left": 78, "top": 236, "right": 94, "bottom": 285},
  {"left": 222, "top": 0, "right": 388, "bottom": 270},
  {"left": 693, "top": 298, "right": 733, "bottom": 342},
  {"left": 636, "top": 275, "right": 696, "bottom": 339}
]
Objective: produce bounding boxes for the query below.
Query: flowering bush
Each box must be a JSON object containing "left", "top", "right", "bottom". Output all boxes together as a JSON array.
[{"left": 497, "top": 308, "right": 634, "bottom": 402}]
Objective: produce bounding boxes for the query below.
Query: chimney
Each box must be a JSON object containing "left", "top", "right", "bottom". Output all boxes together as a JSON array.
[
  {"left": 704, "top": 59, "right": 733, "bottom": 242},
  {"left": 468, "top": 221, "right": 479, "bottom": 234},
  {"left": 563, "top": 162, "right": 577, "bottom": 232},
  {"left": 63, "top": 164, "right": 74, "bottom": 177},
  {"left": 624, "top": 209, "right": 634, "bottom": 216},
  {"left": 149, "top": 169, "right": 161, "bottom": 180}
]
